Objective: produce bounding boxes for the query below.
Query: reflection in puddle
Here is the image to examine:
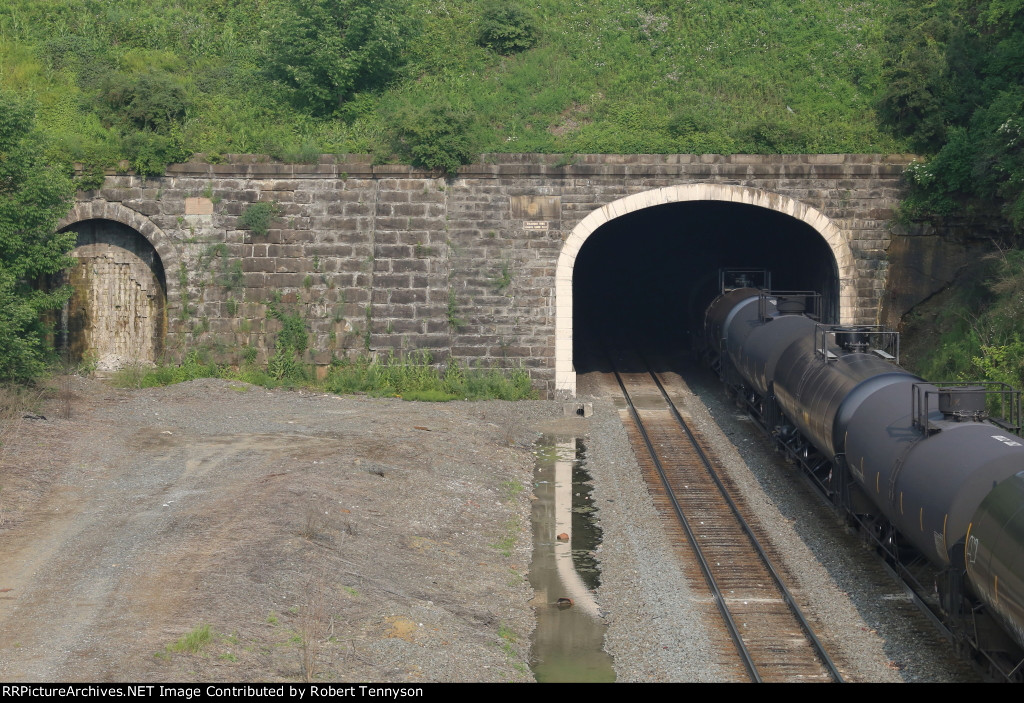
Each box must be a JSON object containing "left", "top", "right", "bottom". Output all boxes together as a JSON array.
[{"left": 529, "top": 436, "right": 615, "bottom": 682}]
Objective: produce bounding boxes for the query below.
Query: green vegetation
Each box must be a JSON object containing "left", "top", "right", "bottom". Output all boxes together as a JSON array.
[
  {"left": 877, "top": 1, "right": 1024, "bottom": 390},
  {"left": 492, "top": 260, "right": 513, "bottom": 294},
  {"left": 112, "top": 348, "right": 536, "bottom": 401},
  {"left": 477, "top": 1, "right": 538, "bottom": 55},
  {"left": 490, "top": 516, "right": 521, "bottom": 557},
  {"left": 0, "top": 91, "right": 76, "bottom": 382},
  {"left": 879, "top": 0, "right": 1024, "bottom": 230},
  {"left": 263, "top": 0, "right": 415, "bottom": 116},
  {"left": 0, "top": 0, "right": 906, "bottom": 179},
  {"left": 167, "top": 624, "right": 213, "bottom": 654},
  {"left": 905, "top": 248, "right": 1024, "bottom": 395},
  {"left": 238, "top": 202, "right": 281, "bottom": 237},
  {"left": 446, "top": 289, "right": 465, "bottom": 331},
  {"left": 324, "top": 351, "right": 535, "bottom": 401},
  {"left": 5, "top": 0, "right": 1022, "bottom": 390},
  {"left": 264, "top": 292, "right": 310, "bottom": 380},
  {"left": 500, "top": 479, "right": 524, "bottom": 502}
]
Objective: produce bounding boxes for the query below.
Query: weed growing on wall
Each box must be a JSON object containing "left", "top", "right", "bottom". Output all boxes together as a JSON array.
[
  {"left": 263, "top": 292, "right": 311, "bottom": 382},
  {"left": 491, "top": 259, "right": 512, "bottom": 294},
  {"left": 447, "top": 289, "right": 465, "bottom": 330},
  {"left": 266, "top": 293, "right": 309, "bottom": 355},
  {"left": 238, "top": 202, "right": 281, "bottom": 237}
]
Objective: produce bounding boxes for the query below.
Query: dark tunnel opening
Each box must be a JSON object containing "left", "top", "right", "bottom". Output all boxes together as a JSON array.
[{"left": 572, "top": 201, "right": 838, "bottom": 373}]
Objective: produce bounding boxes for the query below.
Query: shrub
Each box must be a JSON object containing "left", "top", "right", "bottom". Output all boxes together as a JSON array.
[
  {"left": 478, "top": 1, "right": 538, "bottom": 55},
  {"left": 392, "top": 101, "right": 476, "bottom": 176},
  {"left": 263, "top": 0, "right": 417, "bottom": 115},
  {"left": 100, "top": 71, "right": 189, "bottom": 132},
  {"left": 122, "top": 130, "right": 190, "bottom": 176},
  {"left": 267, "top": 345, "right": 307, "bottom": 382},
  {"left": 238, "top": 202, "right": 281, "bottom": 237}
]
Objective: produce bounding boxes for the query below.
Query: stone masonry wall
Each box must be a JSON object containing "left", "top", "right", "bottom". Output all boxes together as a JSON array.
[{"left": 62, "top": 153, "right": 913, "bottom": 397}]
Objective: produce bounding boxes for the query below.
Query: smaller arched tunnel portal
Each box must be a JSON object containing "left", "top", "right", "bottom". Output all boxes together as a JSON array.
[
  {"left": 58, "top": 219, "right": 167, "bottom": 371},
  {"left": 571, "top": 200, "right": 839, "bottom": 376}
]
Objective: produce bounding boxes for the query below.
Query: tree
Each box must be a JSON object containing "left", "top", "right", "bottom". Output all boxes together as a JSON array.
[
  {"left": 263, "top": 0, "right": 416, "bottom": 116},
  {"left": 0, "top": 91, "right": 76, "bottom": 382},
  {"left": 879, "top": 1, "right": 1024, "bottom": 230}
]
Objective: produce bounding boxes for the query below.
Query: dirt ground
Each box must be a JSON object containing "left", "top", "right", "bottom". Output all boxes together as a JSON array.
[{"left": 0, "top": 376, "right": 568, "bottom": 683}]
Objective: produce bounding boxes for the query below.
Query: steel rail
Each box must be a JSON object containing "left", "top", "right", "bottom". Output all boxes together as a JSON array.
[
  {"left": 610, "top": 366, "right": 762, "bottom": 682},
  {"left": 646, "top": 367, "right": 844, "bottom": 683}
]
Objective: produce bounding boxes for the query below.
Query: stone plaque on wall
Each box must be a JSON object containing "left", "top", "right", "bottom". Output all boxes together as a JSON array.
[
  {"left": 184, "top": 197, "right": 214, "bottom": 215},
  {"left": 510, "top": 195, "right": 560, "bottom": 221}
]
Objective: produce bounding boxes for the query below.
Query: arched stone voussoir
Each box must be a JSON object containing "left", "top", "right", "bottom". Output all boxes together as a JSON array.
[
  {"left": 554, "top": 184, "right": 853, "bottom": 396},
  {"left": 59, "top": 199, "right": 179, "bottom": 288}
]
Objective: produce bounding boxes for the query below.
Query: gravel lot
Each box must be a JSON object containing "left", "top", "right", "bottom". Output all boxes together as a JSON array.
[
  {"left": 0, "top": 377, "right": 550, "bottom": 683},
  {"left": 0, "top": 372, "right": 979, "bottom": 682}
]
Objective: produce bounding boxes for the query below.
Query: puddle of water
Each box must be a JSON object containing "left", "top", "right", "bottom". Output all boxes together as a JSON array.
[{"left": 528, "top": 435, "right": 616, "bottom": 682}]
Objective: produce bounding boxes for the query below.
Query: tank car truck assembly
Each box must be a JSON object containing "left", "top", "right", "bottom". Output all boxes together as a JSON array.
[{"left": 704, "top": 275, "right": 1024, "bottom": 681}]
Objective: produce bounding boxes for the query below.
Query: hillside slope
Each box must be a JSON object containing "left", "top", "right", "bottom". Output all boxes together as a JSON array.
[{"left": 0, "top": 0, "right": 906, "bottom": 175}]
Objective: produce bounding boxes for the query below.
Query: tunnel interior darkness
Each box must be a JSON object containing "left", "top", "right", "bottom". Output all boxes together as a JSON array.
[{"left": 572, "top": 201, "right": 838, "bottom": 372}]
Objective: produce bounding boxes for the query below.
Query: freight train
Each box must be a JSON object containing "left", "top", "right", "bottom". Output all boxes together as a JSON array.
[{"left": 704, "top": 282, "right": 1024, "bottom": 681}]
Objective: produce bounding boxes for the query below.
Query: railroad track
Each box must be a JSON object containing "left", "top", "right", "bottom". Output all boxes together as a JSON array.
[{"left": 599, "top": 356, "right": 843, "bottom": 683}]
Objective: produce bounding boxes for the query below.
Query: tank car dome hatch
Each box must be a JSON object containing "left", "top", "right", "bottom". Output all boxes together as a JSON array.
[
  {"left": 833, "top": 327, "right": 871, "bottom": 353},
  {"left": 774, "top": 296, "right": 807, "bottom": 316},
  {"left": 938, "top": 386, "right": 988, "bottom": 422}
]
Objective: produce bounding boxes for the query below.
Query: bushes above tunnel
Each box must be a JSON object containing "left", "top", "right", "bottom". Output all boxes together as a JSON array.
[{"left": 1, "top": 0, "right": 908, "bottom": 175}]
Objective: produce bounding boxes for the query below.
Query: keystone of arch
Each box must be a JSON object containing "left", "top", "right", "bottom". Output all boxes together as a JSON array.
[
  {"left": 58, "top": 199, "right": 179, "bottom": 289},
  {"left": 554, "top": 184, "right": 854, "bottom": 396}
]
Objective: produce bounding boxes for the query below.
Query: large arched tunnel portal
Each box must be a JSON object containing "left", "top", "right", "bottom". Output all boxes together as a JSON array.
[
  {"left": 572, "top": 201, "right": 839, "bottom": 374},
  {"left": 57, "top": 219, "right": 167, "bottom": 371}
]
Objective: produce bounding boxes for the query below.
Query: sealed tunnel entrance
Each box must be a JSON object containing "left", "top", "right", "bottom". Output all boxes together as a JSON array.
[
  {"left": 572, "top": 200, "right": 838, "bottom": 374},
  {"left": 58, "top": 219, "right": 167, "bottom": 371}
]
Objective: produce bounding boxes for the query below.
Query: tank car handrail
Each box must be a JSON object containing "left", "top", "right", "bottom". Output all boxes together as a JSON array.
[
  {"left": 813, "top": 323, "right": 900, "bottom": 364},
  {"left": 912, "top": 381, "right": 1022, "bottom": 435},
  {"left": 756, "top": 289, "right": 821, "bottom": 321},
  {"left": 719, "top": 267, "right": 771, "bottom": 294}
]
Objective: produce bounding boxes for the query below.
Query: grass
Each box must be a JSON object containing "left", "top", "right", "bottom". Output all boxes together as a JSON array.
[
  {"left": 490, "top": 516, "right": 521, "bottom": 557},
  {"left": 111, "top": 348, "right": 536, "bottom": 401},
  {"left": 497, "top": 623, "right": 528, "bottom": 677},
  {"left": 167, "top": 624, "right": 213, "bottom": 654},
  {"left": 500, "top": 480, "right": 524, "bottom": 502},
  {"left": 0, "top": 0, "right": 907, "bottom": 171}
]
